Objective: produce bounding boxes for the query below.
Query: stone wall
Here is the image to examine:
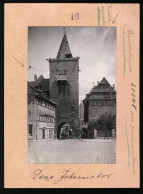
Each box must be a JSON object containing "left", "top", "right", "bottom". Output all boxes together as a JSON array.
[{"left": 49, "top": 58, "right": 79, "bottom": 136}]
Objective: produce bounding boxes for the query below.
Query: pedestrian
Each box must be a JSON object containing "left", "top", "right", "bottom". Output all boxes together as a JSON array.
[
  {"left": 65, "top": 126, "right": 69, "bottom": 140},
  {"left": 62, "top": 129, "right": 66, "bottom": 140},
  {"left": 82, "top": 127, "right": 86, "bottom": 139},
  {"left": 69, "top": 127, "right": 72, "bottom": 138},
  {"left": 104, "top": 127, "right": 109, "bottom": 140},
  {"left": 89, "top": 128, "right": 93, "bottom": 139}
]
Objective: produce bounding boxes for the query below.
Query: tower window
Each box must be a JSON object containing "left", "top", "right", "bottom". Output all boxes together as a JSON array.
[
  {"left": 28, "top": 110, "right": 31, "bottom": 117},
  {"left": 65, "top": 54, "right": 72, "bottom": 58}
]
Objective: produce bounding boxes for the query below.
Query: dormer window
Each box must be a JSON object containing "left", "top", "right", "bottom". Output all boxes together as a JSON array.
[{"left": 65, "top": 53, "right": 72, "bottom": 58}]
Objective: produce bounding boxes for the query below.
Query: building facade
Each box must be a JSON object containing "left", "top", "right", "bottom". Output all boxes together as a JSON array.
[
  {"left": 83, "top": 77, "right": 116, "bottom": 137},
  {"left": 79, "top": 100, "right": 84, "bottom": 129},
  {"left": 48, "top": 32, "right": 80, "bottom": 138},
  {"left": 28, "top": 84, "right": 56, "bottom": 140}
]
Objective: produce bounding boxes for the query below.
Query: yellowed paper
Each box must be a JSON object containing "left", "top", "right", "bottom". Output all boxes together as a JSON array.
[{"left": 4, "top": 3, "right": 140, "bottom": 188}]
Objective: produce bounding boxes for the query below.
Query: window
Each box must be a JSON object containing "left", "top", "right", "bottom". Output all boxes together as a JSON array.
[
  {"left": 65, "top": 54, "right": 72, "bottom": 58},
  {"left": 39, "top": 114, "right": 45, "bottom": 122},
  {"left": 53, "top": 117, "right": 55, "bottom": 123},
  {"left": 28, "top": 110, "right": 31, "bottom": 117},
  {"left": 29, "top": 125, "right": 33, "bottom": 136}
]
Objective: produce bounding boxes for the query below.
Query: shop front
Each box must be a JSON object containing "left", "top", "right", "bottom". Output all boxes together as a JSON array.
[{"left": 38, "top": 122, "right": 55, "bottom": 140}]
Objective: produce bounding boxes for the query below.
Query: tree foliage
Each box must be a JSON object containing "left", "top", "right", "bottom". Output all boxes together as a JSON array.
[{"left": 89, "top": 114, "right": 116, "bottom": 131}]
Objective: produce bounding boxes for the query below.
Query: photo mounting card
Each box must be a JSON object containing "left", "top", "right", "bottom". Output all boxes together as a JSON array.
[{"left": 4, "top": 3, "right": 140, "bottom": 188}]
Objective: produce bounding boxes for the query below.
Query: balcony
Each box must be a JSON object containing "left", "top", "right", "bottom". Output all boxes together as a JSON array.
[{"left": 57, "top": 74, "right": 67, "bottom": 81}]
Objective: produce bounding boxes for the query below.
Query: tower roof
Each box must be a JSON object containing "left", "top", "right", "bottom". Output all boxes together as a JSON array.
[
  {"left": 100, "top": 77, "right": 109, "bottom": 84},
  {"left": 28, "top": 75, "right": 50, "bottom": 93},
  {"left": 57, "top": 33, "right": 73, "bottom": 60},
  {"left": 28, "top": 83, "right": 57, "bottom": 106}
]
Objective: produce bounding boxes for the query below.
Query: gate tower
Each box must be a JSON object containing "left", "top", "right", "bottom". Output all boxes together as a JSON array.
[{"left": 48, "top": 31, "right": 80, "bottom": 138}]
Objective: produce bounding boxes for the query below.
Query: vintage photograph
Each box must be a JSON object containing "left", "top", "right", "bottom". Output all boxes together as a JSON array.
[{"left": 28, "top": 26, "right": 116, "bottom": 164}]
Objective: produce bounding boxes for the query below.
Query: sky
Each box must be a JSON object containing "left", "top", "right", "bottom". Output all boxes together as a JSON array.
[{"left": 28, "top": 26, "right": 116, "bottom": 102}]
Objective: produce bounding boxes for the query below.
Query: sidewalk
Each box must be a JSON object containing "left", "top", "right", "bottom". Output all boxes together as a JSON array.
[
  {"left": 28, "top": 139, "right": 55, "bottom": 142},
  {"left": 28, "top": 138, "right": 116, "bottom": 143},
  {"left": 79, "top": 138, "right": 116, "bottom": 143}
]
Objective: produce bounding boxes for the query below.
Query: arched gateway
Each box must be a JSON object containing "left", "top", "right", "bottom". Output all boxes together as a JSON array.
[{"left": 57, "top": 122, "right": 71, "bottom": 139}]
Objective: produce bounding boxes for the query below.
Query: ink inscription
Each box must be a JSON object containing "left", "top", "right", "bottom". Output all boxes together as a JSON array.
[{"left": 32, "top": 168, "right": 115, "bottom": 184}]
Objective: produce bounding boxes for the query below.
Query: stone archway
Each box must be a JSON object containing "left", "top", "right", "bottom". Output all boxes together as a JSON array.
[{"left": 57, "top": 122, "right": 70, "bottom": 139}]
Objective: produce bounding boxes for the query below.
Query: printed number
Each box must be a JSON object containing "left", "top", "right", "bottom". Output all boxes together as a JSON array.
[{"left": 71, "top": 13, "right": 79, "bottom": 20}]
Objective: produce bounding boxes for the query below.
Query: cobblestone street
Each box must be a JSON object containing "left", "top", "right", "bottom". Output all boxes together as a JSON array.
[{"left": 28, "top": 139, "right": 116, "bottom": 164}]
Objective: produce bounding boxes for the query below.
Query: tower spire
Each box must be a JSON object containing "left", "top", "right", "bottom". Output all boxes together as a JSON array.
[
  {"left": 56, "top": 29, "right": 73, "bottom": 60},
  {"left": 63, "top": 27, "right": 66, "bottom": 35}
]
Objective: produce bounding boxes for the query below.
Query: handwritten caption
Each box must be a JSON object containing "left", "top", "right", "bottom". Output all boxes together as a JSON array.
[
  {"left": 122, "top": 22, "right": 137, "bottom": 175},
  {"left": 32, "top": 168, "right": 115, "bottom": 184},
  {"left": 97, "top": 5, "right": 118, "bottom": 26},
  {"left": 123, "top": 25, "right": 134, "bottom": 74},
  {"left": 125, "top": 82, "right": 137, "bottom": 174}
]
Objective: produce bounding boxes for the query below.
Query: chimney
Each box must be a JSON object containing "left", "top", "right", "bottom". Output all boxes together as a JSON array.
[
  {"left": 113, "top": 84, "right": 115, "bottom": 89},
  {"left": 97, "top": 81, "right": 99, "bottom": 85},
  {"left": 34, "top": 74, "right": 37, "bottom": 82}
]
